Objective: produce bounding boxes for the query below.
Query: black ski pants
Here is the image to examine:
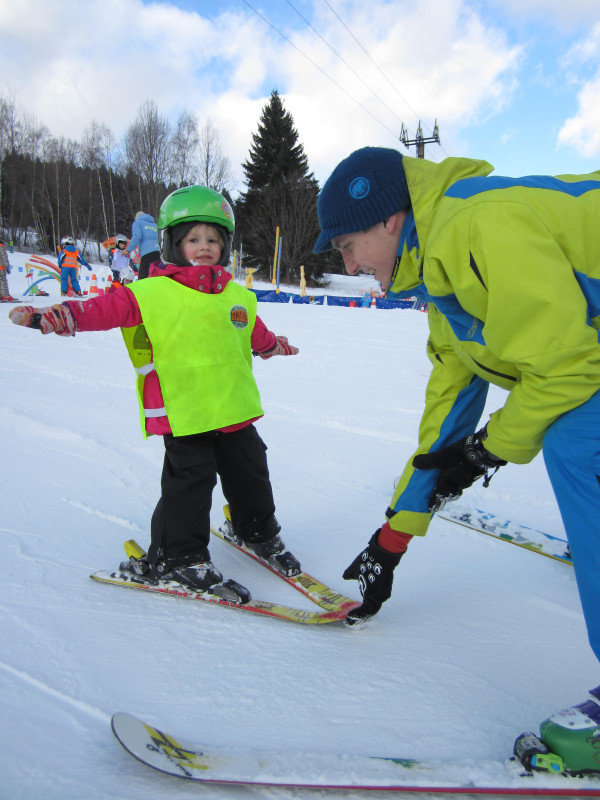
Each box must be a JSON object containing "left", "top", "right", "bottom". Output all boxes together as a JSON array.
[
  {"left": 137, "top": 250, "right": 160, "bottom": 280},
  {"left": 149, "top": 424, "right": 276, "bottom": 565}
]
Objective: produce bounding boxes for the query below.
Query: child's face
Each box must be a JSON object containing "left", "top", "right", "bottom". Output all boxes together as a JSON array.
[
  {"left": 117, "top": 241, "right": 126, "bottom": 249},
  {"left": 180, "top": 224, "right": 223, "bottom": 266}
]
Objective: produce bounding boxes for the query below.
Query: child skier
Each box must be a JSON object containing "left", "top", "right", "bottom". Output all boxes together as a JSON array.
[
  {"left": 108, "top": 234, "right": 137, "bottom": 285},
  {"left": 9, "top": 186, "right": 300, "bottom": 601},
  {"left": 0, "top": 236, "right": 17, "bottom": 302},
  {"left": 58, "top": 236, "right": 92, "bottom": 296}
]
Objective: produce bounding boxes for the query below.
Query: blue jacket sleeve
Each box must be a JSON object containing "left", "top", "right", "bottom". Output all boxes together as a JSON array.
[{"left": 128, "top": 221, "right": 141, "bottom": 252}]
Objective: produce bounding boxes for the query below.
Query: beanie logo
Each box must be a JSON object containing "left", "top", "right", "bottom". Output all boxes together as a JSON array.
[
  {"left": 230, "top": 305, "right": 249, "bottom": 329},
  {"left": 349, "top": 177, "right": 370, "bottom": 199}
]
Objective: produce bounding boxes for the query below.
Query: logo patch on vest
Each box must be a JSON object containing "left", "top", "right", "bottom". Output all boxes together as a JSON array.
[{"left": 230, "top": 305, "right": 249, "bottom": 329}]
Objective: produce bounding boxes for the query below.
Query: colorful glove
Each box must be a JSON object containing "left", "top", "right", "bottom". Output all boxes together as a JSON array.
[
  {"left": 412, "top": 428, "right": 507, "bottom": 512},
  {"left": 257, "top": 335, "right": 299, "bottom": 359},
  {"left": 9, "top": 304, "right": 77, "bottom": 336},
  {"left": 343, "top": 531, "right": 404, "bottom": 627}
]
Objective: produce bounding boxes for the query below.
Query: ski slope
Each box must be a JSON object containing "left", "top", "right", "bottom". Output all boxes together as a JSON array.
[{"left": 1, "top": 252, "right": 598, "bottom": 799}]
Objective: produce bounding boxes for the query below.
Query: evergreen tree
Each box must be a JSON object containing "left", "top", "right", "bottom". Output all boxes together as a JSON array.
[{"left": 235, "top": 90, "right": 333, "bottom": 287}]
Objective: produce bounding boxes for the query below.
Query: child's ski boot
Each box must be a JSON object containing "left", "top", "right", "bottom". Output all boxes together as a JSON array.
[
  {"left": 514, "top": 686, "right": 600, "bottom": 775},
  {"left": 118, "top": 540, "right": 251, "bottom": 603},
  {"left": 219, "top": 506, "right": 301, "bottom": 578}
]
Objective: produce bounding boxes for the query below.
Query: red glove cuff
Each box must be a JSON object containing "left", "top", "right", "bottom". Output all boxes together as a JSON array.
[{"left": 377, "top": 522, "right": 413, "bottom": 554}]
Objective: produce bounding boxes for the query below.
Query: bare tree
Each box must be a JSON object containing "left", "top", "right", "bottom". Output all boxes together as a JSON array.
[
  {"left": 171, "top": 111, "right": 199, "bottom": 186},
  {"left": 123, "top": 100, "right": 172, "bottom": 216},
  {"left": 82, "top": 120, "right": 109, "bottom": 247},
  {"left": 0, "top": 91, "right": 25, "bottom": 231},
  {"left": 198, "top": 118, "right": 235, "bottom": 193},
  {"left": 42, "top": 136, "right": 80, "bottom": 249},
  {"left": 22, "top": 112, "right": 49, "bottom": 249},
  {"left": 99, "top": 125, "right": 119, "bottom": 234}
]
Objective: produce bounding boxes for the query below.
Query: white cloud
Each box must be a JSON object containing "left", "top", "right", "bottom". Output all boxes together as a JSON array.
[
  {"left": 558, "top": 22, "right": 600, "bottom": 158},
  {"left": 558, "top": 74, "right": 600, "bottom": 158},
  {"left": 273, "top": 0, "right": 522, "bottom": 179},
  {"left": 482, "top": 0, "right": 600, "bottom": 27},
  {"left": 1, "top": 0, "right": 522, "bottom": 186}
]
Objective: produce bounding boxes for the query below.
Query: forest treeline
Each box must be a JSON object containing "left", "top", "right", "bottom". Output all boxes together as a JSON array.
[{"left": 0, "top": 90, "right": 339, "bottom": 285}]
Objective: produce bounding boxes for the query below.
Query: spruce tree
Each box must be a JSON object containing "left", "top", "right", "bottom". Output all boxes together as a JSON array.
[{"left": 235, "top": 90, "right": 333, "bottom": 287}]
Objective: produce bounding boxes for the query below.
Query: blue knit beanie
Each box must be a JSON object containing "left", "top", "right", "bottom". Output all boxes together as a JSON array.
[{"left": 313, "top": 146, "right": 410, "bottom": 253}]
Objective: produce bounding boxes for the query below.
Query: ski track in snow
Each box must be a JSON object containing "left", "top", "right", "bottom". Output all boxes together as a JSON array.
[
  {"left": 0, "top": 658, "right": 110, "bottom": 723},
  {"left": 2, "top": 254, "right": 598, "bottom": 800},
  {"left": 63, "top": 498, "right": 144, "bottom": 532}
]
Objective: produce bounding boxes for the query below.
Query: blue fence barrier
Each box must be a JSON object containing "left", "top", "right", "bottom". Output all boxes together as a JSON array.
[
  {"left": 291, "top": 294, "right": 325, "bottom": 305},
  {"left": 250, "top": 288, "right": 418, "bottom": 308}
]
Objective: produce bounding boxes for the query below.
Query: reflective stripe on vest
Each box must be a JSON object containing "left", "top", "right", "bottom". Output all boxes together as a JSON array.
[{"left": 62, "top": 249, "right": 79, "bottom": 269}]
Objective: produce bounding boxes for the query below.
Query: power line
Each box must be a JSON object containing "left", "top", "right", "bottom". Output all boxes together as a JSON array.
[
  {"left": 284, "top": 0, "right": 405, "bottom": 127},
  {"left": 321, "top": 0, "right": 422, "bottom": 124},
  {"left": 238, "top": 0, "right": 400, "bottom": 140},
  {"left": 321, "top": 0, "right": 447, "bottom": 153}
]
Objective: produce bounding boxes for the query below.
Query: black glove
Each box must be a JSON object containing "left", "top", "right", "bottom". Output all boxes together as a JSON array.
[
  {"left": 343, "top": 531, "right": 403, "bottom": 626},
  {"left": 412, "top": 428, "right": 506, "bottom": 513}
]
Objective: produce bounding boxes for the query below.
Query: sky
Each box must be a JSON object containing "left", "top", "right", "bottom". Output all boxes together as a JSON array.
[{"left": 3, "top": 0, "right": 600, "bottom": 192}]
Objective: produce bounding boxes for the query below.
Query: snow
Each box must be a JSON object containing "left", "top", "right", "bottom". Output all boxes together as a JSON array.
[{"left": 2, "top": 251, "right": 598, "bottom": 799}]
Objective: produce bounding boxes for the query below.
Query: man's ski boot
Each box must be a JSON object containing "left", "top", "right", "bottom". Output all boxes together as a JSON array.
[
  {"left": 219, "top": 506, "right": 302, "bottom": 578},
  {"left": 118, "top": 540, "right": 251, "bottom": 604},
  {"left": 514, "top": 686, "right": 600, "bottom": 775}
]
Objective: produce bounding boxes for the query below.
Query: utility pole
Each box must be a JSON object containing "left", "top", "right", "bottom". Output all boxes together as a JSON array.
[{"left": 400, "top": 120, "right": 440, "bottom": 159}]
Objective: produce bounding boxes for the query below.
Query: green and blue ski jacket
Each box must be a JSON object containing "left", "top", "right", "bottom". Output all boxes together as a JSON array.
[{"left": 386, "top": 155, "right": 600, "bottom": 536}]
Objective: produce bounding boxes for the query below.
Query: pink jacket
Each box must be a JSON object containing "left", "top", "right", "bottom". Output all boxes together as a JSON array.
[{"left": 65, "top": 262, "right": 277, "bottom": 436}]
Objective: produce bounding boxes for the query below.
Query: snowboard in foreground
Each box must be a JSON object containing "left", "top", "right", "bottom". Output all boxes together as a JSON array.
[
  {"left": 438, "top": 503, "right": 572, "bottom": 565},
  {"left": 111, "top": 712, "right": 600, "bottom": 795}
]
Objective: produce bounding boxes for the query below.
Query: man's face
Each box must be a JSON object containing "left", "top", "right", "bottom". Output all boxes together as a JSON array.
[{"left": 331, "top": 213, "right": 405, "bottom": 292}]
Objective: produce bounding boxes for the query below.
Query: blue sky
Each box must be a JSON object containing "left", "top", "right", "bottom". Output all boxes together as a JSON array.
[{"left": 3, "top": 0, "right": 600, "bottom": 191}]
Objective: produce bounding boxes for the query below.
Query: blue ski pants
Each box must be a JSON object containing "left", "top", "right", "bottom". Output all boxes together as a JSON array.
[
  {"left": 543, "top": 388, "right": 600, "bottom": 664},
  {"left": 60, "top": 266, "right": 81, "bottom": 294}
]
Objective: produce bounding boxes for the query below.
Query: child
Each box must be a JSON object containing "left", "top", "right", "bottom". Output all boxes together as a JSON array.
[
  {"left": 0, "top": 236, "right": 16, "bottom": 302},
  {"left": 108, "top": 234, "right": 137, "bottom": 285},
  {"left": 9, "top": 186, "right": 299, "bottom": 602},
  {"left": 58, "top": 236, "right": 92, "bottom": 296}
]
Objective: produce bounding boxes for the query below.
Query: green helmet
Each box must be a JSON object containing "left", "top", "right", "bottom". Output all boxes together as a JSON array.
[{"left": 158, "top": 185, "right": 235, "bottom": 265}]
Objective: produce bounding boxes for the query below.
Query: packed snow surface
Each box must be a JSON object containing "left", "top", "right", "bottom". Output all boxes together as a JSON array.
[{"left": 2, "top": 252, "right": 598, "bottom": 799}]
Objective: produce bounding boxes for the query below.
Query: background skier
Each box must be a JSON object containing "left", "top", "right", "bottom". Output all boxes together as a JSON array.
[
  {"left": 128, "top": 211, "right": 160, "bottom": 280},
  {"left": 0, "top": 236, "right": 16, "bottom": 302},
  {"left": 58, "top": 236, "right": 91, "bottom": 296},
  {"left": 108, "top": 233, "right": 137, "bottom": 285}
]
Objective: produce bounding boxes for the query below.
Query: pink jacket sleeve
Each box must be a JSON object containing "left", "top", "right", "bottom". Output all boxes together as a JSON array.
[
  {"left": 64, "top": 286, "right": 142, "bottom": 331},
  {"left": 251, "top": 314, "right": 277, "bottom": 354}
]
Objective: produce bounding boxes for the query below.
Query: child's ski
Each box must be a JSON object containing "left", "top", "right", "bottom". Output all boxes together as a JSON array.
[
  {"left": 437, "top": 504, "right": 572, "bottom": 565},
  {"left": 111, "top": 712, "right": 600, "bottom": 795},
  {"left": 211, "top": 523, "right": 358, "bottom": 614},
  {"left": 90, "top": 568, "right": 352, "bottom": 625},
  {"left": 90, "top": 537, "right": 360, "bottom": 625}
]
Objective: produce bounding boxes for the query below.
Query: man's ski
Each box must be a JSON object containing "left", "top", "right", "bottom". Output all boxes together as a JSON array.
[
  {"left": 211, "top": 523, "right": 358, "bottom": 614},
  {"left": 437, "top": 503, "right": 572, "bottom": 565},
  {"left": 90, "top": 569, "right": 350, "bottom": 625},
  {"left": 111, "top": 712, "right": 600, "bottom": 795}
]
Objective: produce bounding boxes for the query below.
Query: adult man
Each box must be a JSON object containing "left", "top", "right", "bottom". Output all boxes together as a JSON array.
[
  {"left": 314, "top": 146, "right": 600, "bottom": 773},
  {"left": 129, "top": 211, "right": 160, "bottom": 280}
]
